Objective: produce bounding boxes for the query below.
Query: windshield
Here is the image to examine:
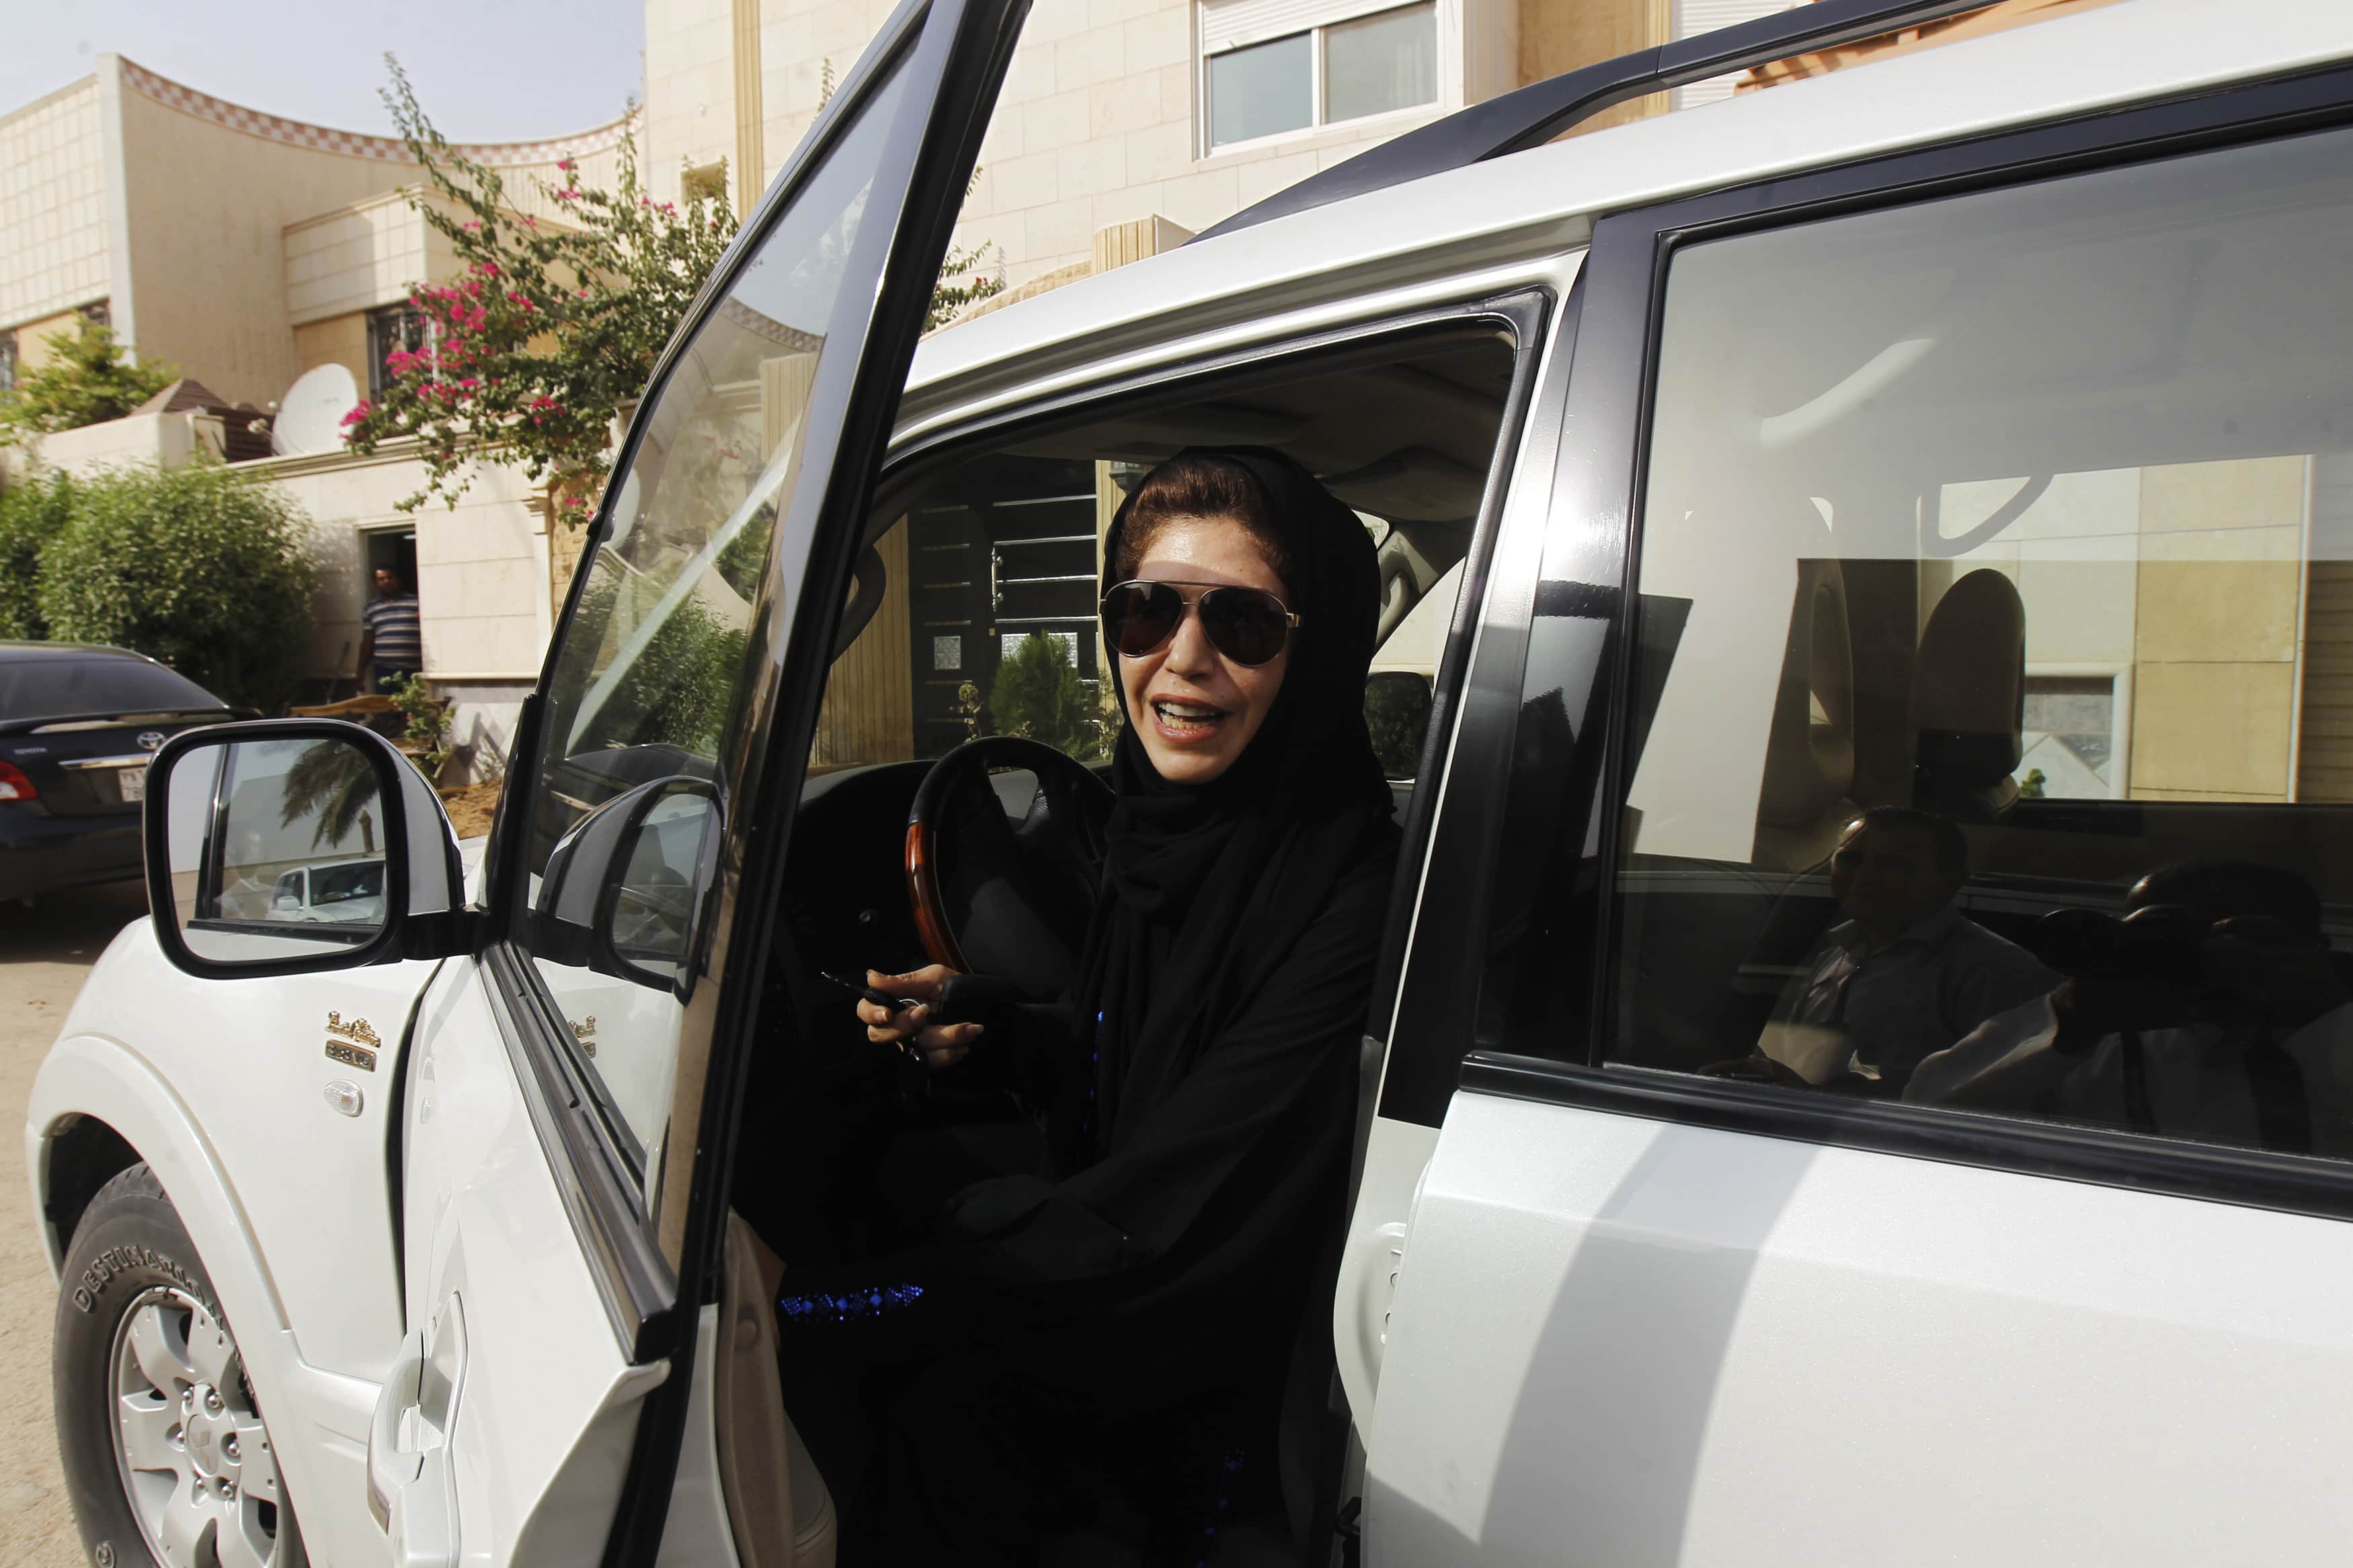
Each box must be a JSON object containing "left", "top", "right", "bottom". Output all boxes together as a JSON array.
[
  {"left": 0, "top": 657, "right": 220, "bottom": 724},
  {"left": 309, "top": 861, "right": 385, "bottom": 903},
  {"left": 809, "top": 331, "right": 1516, "bottom": 776}
]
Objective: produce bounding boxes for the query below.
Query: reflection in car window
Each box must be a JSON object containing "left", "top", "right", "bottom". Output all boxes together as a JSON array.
[
  {"left": 0, "top": 657, "right": 222, "bottom": 723},
  {"left": 169, "top": 737, "right": 389, "bottom": 951},
  {"left": 776, "top": 333, "right": 1515, "bottom": 1065},
  {"left": 508, "top": 55, "right": 915, "bottom": 1171},
  {"left": 1557, "top": 125, "right": 2353, "bottom": 1161}
]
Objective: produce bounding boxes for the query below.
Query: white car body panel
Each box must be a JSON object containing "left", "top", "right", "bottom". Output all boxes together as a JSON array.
[
  {"left": 526, "top": 968, "right": 682, "bottom": 1170},
  {"left": 1332, "top": 1115, "right": 1439, "bottom": 1426},
  {"left": 1368, "top": 1091, "right": 2353, "bottom": 1565},
  {"left": 653, "top": 1307, "right": 741, "bottom": 1568},
  {"left": 28, "top": 962, "right": 395, "bottom": 1568},
  {"left": 403, "top": 957, "right": 666, "bottom": 1565},
  {"left": 36, "top": 920, "right": 431, "bottom": 1378}
]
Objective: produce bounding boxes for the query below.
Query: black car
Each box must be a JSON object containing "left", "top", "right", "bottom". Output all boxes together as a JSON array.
[{"left": 0, "top": 643, "right": 249, "bottom": 904}]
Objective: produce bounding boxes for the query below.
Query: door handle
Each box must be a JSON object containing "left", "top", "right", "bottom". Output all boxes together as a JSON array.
[
  {"left": 367, "top": 1296, "right": 466, "bottom": 1568},
  {"left": 367, "top": 1327, "right": 426, "bottom": 1528}
]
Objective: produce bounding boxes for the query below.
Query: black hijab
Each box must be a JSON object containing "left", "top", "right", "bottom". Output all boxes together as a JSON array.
[{"left": 1079, "top": 446, "right": 1398, "bottom": 1148}]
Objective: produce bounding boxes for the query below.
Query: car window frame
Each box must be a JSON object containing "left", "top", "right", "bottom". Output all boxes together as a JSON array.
[
  {"left": 874, "top": 292, "right": 1554, "bottom": 1047},
  {"left": 1427, "top": 57, "right": 2353, "bottom": 1226}
]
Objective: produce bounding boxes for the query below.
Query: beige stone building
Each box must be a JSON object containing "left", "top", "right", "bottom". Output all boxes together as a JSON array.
[
  {"left": 639, "top": 0, "right": 1811, "bottom": 296},
  {"left": 1923, "top": 456, "right": 2346, "bottom": 807},
  {"left": 0, "top": 57, "right": 633, "bottom": 768}
]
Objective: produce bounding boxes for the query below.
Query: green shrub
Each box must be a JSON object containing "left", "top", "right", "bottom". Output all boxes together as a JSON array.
[
  {"left": 0, "top": 322, "right": 175, "bottom": 440},
  {"left": 0, "top": 472, "right": 77, "bottom": 639},
  {"left": 36, "top": 462, "right": 315, "bottom": 710},
  {"left": 986, "top": 632, "right": 1107, "bottom": 761},
  {"left": 551, "top": 569, "right": 747, "bottom": 759}
]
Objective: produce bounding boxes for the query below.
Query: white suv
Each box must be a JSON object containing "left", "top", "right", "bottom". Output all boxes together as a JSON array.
[{"left": 32, "top": 1, "right": 2353, "bottom": 1563}]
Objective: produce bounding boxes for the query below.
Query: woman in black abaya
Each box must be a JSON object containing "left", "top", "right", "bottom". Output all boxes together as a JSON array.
[{"left": 776, "top": 448, "right": 1399, "bottom": 1563}]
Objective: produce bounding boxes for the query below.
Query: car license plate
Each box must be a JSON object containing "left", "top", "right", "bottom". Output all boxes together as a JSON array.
[{"left": 118, "top": 766, "right": 147, "bottom": 803}]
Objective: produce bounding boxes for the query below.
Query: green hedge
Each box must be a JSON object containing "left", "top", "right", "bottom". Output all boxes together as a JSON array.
[
  {"left": 0, "top": 472, "right": 77, "bottom": 640},
  {"left": 31, "top": 462, "right": 315, "bottom": 711}
]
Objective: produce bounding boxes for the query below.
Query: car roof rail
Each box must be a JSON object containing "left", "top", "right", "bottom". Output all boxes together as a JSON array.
[{"left": 1193, "top": 0, "right": 1998, "bottom": 242}]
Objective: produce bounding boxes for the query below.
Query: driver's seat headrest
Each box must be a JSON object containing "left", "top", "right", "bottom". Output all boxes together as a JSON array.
[
  {"left": 1912, "top": 567, "right": 2026, "bottom": 820},
  {"left": 1753, "top": 557, "right": 1857, "bottom": 870}
]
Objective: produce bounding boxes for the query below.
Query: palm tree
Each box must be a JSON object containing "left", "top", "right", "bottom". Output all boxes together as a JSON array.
[{"left": 277, "top": 741, "right": 381, "bottom": 852}]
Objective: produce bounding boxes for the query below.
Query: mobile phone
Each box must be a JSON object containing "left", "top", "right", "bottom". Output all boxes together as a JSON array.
[{"left": 820, "top": 970, "right": 914, "bottom": 1012}]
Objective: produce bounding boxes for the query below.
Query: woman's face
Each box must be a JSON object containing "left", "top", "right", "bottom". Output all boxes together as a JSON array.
[{"left": 1119, "top": 515, "right": 1292, "bottom": 787}]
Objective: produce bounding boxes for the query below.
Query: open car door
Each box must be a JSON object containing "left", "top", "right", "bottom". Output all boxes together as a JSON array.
[{"left": 379, "top": 0, "right": 1029, "bottom": 1561}]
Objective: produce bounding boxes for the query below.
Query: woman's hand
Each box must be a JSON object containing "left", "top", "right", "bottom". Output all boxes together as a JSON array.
[{"left": 859, "top": 964, "right": 986, "bottom": 1069}]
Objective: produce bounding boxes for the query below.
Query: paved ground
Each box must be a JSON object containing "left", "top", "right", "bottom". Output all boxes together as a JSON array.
[{"left": 0, "top": 878, "right": 149, "bottom": 1567}]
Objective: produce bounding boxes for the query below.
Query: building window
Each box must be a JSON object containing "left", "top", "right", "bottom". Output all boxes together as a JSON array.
[
  {"left": 0, "top": 333, "right": 15, "bottom": 397},
  {"left": 2018, "top": 673, "right": 2123, "bottom": 800},
  {"left": 1201, "top": 0, "right": 1437, "bottom": 152},
  {"left": 79, "top": 300, "right": 110, "bottom": 331},
  {"left": 682, "top": 161, "right": 729, "bottom": 207},
  {"left": 365, "top": 304, "right": 435, "bottom": 400},
  {"left": 1669, "top": 0, "right": 1802, "bottom": 111}
]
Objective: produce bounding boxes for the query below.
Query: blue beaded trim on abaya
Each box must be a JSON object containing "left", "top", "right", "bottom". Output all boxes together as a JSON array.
[{"left": 776, "top": 1282, "right": 925, "bottom": 1322}]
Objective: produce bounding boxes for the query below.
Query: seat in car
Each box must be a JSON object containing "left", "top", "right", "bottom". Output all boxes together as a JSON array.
[
  {"left": 1752, "top": 557, "right": 1858, "bottom": 870},
  {"left": 1911, "top": 567, "right": 2027, "bottom": 822}
]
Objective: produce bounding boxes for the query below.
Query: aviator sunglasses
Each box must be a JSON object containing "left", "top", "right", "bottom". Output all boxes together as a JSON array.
[{"left": 1100, "top": 579, "right": 1302, "bottom": 667}]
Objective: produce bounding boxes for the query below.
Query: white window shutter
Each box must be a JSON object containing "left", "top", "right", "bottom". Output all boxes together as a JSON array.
[
  {"left": 1671, "top": 0, "right": 1800, "bottom": 110},
  {"left": 1201, "top": 0, "right": 1418, "bottom": 54}
]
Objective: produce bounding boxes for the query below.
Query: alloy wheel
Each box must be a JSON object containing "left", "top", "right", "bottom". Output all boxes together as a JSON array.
[{"left": 106, "top": 1286, "right": 290, "bottom": 1568}]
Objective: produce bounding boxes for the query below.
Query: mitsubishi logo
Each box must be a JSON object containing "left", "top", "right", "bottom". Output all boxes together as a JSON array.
[{"left": 136, "top": 731, "right": 165, "bottom": 751}]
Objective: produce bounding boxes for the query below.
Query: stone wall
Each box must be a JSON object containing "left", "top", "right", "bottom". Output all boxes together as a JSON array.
[{"left": 0, "top": 78, "right": 108, "bottom": 333}]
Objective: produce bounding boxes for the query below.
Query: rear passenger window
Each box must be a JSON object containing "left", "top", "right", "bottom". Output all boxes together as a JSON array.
[{"left": 1609, "top": 125, "right": 2353, "bottom": 1159}]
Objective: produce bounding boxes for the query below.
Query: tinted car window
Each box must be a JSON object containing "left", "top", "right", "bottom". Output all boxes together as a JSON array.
[
  {"left": 1540, "top": 126, "right": 2353, "bottom": 1161},
  {"left": 0, "top": 658, "right": 220, "bottom": 723}
]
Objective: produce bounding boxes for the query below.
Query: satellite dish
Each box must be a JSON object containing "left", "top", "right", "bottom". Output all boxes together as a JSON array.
[{"left": 272, "top": 364, "right": 360, "bottom": 457}]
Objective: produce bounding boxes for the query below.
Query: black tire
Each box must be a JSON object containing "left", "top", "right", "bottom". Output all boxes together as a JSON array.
[{"left": 54, "top": 1163, "right": 307, "bottom": 1568}]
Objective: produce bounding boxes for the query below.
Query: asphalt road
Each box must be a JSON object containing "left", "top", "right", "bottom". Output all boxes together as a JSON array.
[{"left": 0, "top": 878, "right": 149, "bottom": 1567}]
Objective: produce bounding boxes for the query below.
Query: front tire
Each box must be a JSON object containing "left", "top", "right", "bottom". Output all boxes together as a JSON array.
[{"left": 53, "top": 1163, "right": 307, "bottom": 1568}]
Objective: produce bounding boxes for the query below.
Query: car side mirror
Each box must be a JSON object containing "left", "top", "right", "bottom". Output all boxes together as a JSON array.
[
  {"left": 1365, "top": 671, "right": 1435, "bottom": 782},
  {"left": 533, "top": 776, "right": 721, "bottom": 1000},
  {"left": 146, "top": 720, "right": 465, "bottom": 978}
]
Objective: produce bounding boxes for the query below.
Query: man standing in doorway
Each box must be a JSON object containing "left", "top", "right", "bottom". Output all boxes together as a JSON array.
[{"left": 356, "top": 565, "right": 423, "bottom": 696}]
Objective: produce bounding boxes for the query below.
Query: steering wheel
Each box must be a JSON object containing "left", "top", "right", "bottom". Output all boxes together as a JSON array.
[{"left": 905, "top": 737, "right": 1115, "bottom": 1001}]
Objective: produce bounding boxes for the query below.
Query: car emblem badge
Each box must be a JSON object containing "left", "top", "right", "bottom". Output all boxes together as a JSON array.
[
  {"left": 325, "top": 1012, "right": 381, "bottom": 1071},
  {"left": 136, "top": 731, "right": 165, "bottom": 751}
]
